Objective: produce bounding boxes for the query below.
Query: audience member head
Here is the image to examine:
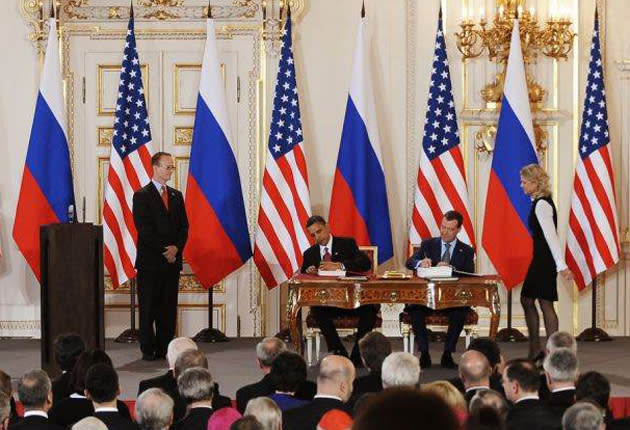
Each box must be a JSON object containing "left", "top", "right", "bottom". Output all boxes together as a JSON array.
[
  {"left": 70, "top": 349, "right": 113, "bottom": 394},
  {"left": 166, "top": 337, "right": 198, "bottom": 370},
  {"left": 255, "top": 338, "right": 287, "bottom": 372},
  {"left": 54, "top": 333, "right": 86, "bottom": 372},
  {"left": 502, "top": 359, "right": 539, "bottom": 403},
  {"left": 317, "top": 355, "right": 355, "bottom": 402},
  {"left": 208, "top": 407, "right": 242, "bottom": 430},
  {"left": 575, "top": 372, "right": 610, "bottom": 411},
  {"left": 177, "top": 367, "right": 214, "bottom": 405},
  {"left": 466, "top": 406, "right": 506, "bottom": 430},
  {"left": 459, "top": 351, "right": 491, "bottom": 389},
  {"left": 467, "top": 338, "right": 504, "bottom": 375},
  {"left": 0, "top": 392, "right": 10, "bottom": 430},
  {"left": 17, "top": 369, "right": 52, "bottom": 412},
  {"left": 381, "top": 352, "right": 420, "bottom": 389},
  {"left": 244, "top": 397, "right": 281, "bottom": 430},
  {"left": 84, "top": 363, "right": 119, "bottom": 406},
  {"left": 422, "top": 381, "right": 467, "bottom": 414},
  {"left": 562, "top": 401, "right": 605, "bottom": 430},
  {"left": 71, "top": 417, "right": 108, "bottom": 430},
  {"left": 358, "top": 331, "right": 391, "bottom": 373},
  {"left": 0, "top": 371, "right": 11, "bottom": 398},
  {"left": 136, "top": 388, "right": 174, "bottom": 430},
  {"left": 469, "top": 389, "right": 508, "bottom": 422},
  {"left": 546, "top": 331, "right": 577, "bottom": 355},
  {"left": 352, "top": 388, "right": 459, "bottom": 430},
  {"left": 543, "top": 348, "right": 579, "bottom": 390},
  {"left": 230, "top": 416, "right": 263, "bottom": 430},
  {"left": 173, "top": 349, "right": 208, "bottom": 379},
  {"left": 317, "top": 409, "right": 353, "bottom": 430},
  {"left": 269, "top": 352, "right": 306, "bottom": 394}
]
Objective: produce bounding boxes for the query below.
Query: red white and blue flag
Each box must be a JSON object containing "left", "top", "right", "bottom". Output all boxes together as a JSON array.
[
  {"left": 329, "top": 12, "right": 393, "bottom": 264},
  {"left": 13, "top": 18, "right": 75, "bottom": 281},
  {"left": 482, "top": 20, "right": 539, "bottom": 289},
  {"left": 184, "top": 16, "right": 252, "bottom": 288}
]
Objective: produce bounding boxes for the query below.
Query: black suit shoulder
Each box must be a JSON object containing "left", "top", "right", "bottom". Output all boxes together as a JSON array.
[
  {"left": 138, "top": 371, "right": 175, "bottom": 395},
  {"left": 282, "top": 398, "right": 348, "bottom": 430},
  {"left": 506, "top": 400, "right": 560, "bottom": 430},
  {"left": 172, "top": 408, "right": 213, "bottom": 430},
  {"left": 52, "top": 373, "right": 72, "bottom": 405},
  {"left": 94, "top": 411, "right": 136, "bottom": 430},
  {"left": 9, "top": 416, "right": 64, "bottom": 430},
  {"left": 236, "top": 376, "right": 274, "bottom": 413}
]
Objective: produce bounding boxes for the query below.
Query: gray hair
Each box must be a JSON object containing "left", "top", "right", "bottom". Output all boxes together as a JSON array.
[
  {"left": 244, "top": 397, "right": 282, "bottom": 430},
  {"left": 562, "top": 402, "right": 604, "bottom": 430},
  {"left": 547, "top": 331, "right": 577, "bottom": 354},
  {"left": 177, "top": 367, "right": 214, "bottom": 403},
  {"left": 255, "top": 338, "right": 287, "bottom": 368},
  {"left": 469, "top": 389, "right": 509, "bottom": 421},
  {"left": 71, "top": 417, "right": 108, "bottom": 430},
  {"left": 166, "top": 337, "right": 197, "bottom": 369},
  {"left": 544, "top": 348, "right": 579, "bottom": 383},
  {"left": 174, "top": 349, "right": 208, "bottom": 378},
  {"left": 0, "top": 392, "right": 10, "bottom": 423},
  {"left": 17, "top": 369, "right": 51, "bottom": 408},
  {"left": 136, "top": 388, "right": 174, "bottom": 430},
  {"left": 381, "top": 352, "right": 421, "bottom": 389}
]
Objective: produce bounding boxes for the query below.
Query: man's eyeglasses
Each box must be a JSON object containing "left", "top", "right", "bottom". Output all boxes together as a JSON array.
[{"left": 159, "top": 165, "right": 176, "bottom": 171}]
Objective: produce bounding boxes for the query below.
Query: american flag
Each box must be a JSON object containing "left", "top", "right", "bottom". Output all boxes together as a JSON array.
[
  {"left": 253, "top": 13, "right": 312, "bottom": 288},
  {"left": 566, "top": 10, "right": 620, "bottom": 290},
  {"left": 409, "top": 12, "right": 475, "bottom": 247},
  {"left": 103, "top": 11, "right": 154, "bottom": 288}
]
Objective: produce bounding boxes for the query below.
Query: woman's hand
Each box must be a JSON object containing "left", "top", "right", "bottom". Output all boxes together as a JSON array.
[{"left": 560, "top": 269, "right": 573, "bottom": 282}]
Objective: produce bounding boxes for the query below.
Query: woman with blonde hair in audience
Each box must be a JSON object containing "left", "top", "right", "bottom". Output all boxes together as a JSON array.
[
  {"left": 422, "top": 381, "right": 468, "bottom": 426},
  {"left": 244, "top": 397, "right": 281, "bottom": 430}
]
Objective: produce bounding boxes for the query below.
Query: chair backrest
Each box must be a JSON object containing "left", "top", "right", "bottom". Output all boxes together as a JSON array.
[
  {"left": 408, "top": 243, "right": 421, "bottom": 258},
  {"left": 358, "top": 246, "right": 378, "bottom": 275}
]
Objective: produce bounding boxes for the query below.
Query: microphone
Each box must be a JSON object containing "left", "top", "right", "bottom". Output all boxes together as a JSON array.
[{"left": 67, "top": 204, "right": 75, "bottom": 223}]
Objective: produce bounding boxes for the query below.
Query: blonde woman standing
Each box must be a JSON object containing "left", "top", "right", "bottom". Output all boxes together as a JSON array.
[{"left": 519, "top": 164, "right": 573, "bottom": 360}]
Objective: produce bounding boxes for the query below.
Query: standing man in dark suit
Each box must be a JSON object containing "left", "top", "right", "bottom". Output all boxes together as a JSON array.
[
  {"left": 11, "top": 370, "right": 63, "bottom": 430},
  {"left": 301, "top": 216, "right": 376, "bottom": 366},
  {"left": 405, "top": 210, "right": 475, "bottom": 369},
  {"left": 85, "top": 364, "right": 135, "bottom": 430},
  {"left": 133, "top": 151, "right": 189, "bottom": 361}
]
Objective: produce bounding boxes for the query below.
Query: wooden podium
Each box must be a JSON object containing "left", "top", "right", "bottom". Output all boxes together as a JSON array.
[{"left": 40, "top": 223, "right": 104, "bottom": 375}]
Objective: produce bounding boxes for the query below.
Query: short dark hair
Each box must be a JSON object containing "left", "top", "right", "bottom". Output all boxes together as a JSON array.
[
  {"left": 504, "top": 360, "right": 539, "bottom": 393},
  {"left": 467, "top": 338, "right": 501, "bottom": 369},
  {"left": 358, "top": 331, "right": 392, "bottom": 372},
  {"left": 151, "top": 151, "right": 171, "bottom": 166},
  {"left": 575, "top": 371, "right": 610, "bottom": 409},
  {"left": 174, "top": 349, "right": 208, "bottom": 378},
  {"left": 465, "top": 406, "right": 506, "bottom": 430},
  {"left": 269, "top": 351, "right": 307, "bottom": 393},
  {"left": 0, "top": 371, "right": 11, "bottom": 397},
  {"left": 444, "top": 210, "right": 464, "bottom": 228},
  {"left": 306, "top": 215, "right": 326, "bottom": 228},
  {"left": 85, "top": 364, "right": 118, "bottom": 403},
  {"left": 70, "top": 349, "right": 113, "bottom": 393},
  {"left": 17, "top": 369, "right": 51, "bottom": 408},
  {"left": 230, "top": 416, "right": 263, "bottom": 430},
  {"left": 54, "top": 333, "right": 85, "bottom": 371}
]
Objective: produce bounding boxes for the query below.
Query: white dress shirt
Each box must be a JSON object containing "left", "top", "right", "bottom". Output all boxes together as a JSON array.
[{"left": 534, "top": 199, "right": 568, "bottom": 272}]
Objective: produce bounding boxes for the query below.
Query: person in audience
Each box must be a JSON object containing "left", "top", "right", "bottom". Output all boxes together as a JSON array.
[
  {"left": 502, "top": 359, "right": 557, "bottom": 430},
  {"left": 575, "top": 372, "right": 615, "bottom": 428},
  {"left": 136, "top": 388, "right": 174, "bottom": 430},
  {"left": 208, "top": 408, "right": 242, "bottom": 430},
  {"left": 422, "top": 381, "right": 468, "bottom": 425},
  {"left": 540, "top": 331, "right": 578, "bottom": 400},
  {"left": 458, "top": 350, "right": 492, "bottom": 404},
  {"left": 316, "top": 409, "right": 353, "bottom": 430},
  {"left": 465, "top": 406, "right": 506, "bottom": 430},
  {"left": 543, "top": 348, "right": 578, "bottom": 421},
  {"left": 84, "top": 364, "right": 135, "bottom": 430},
  {"left": 469, "top": 390, "right": 508, "bottom": 423},
  {"left": 173, "top": 367, "right": 216, "bottom": 430},
  {"left": 283, "top": 355, "right": 355, "bottom": 430},
  {"left": 48, "top": 350, "right": 130, "bottom": 427},
  {"left": 1, "top": 392, "right": 11, "bottom": 430},
  {"left": 0, "top": 371, "right": 19, "bottom": 426},
  {"left": 463, "top": 338, "right": 505, "bottom": 396},
  {"left": 12, "top": 369, "right": 62, "bottom": 430},
  {"left": 562, "top": 402, "right": 605, "bottom": 430},
  {"left": 70, "top": 417, "right": 107, "bottom": 430},
  {"left": 353, "top": 332, "right": 390, "bottom": 396},
  {"left": 352, "top": 388, "right": 459, "bottom": 430},
  {"left": 268, "top": 352, "right": 308, "bottom": 411},
  {"left": 244, "top": 397, "right": 281, "bottom": 430},
  {"left": 231, "top": 417, "right": 263, "bottom": 430},
  {"left": 381, "top": 352, "right": 420, "bottom": 389},
  {"left": 174, "top": 348, "right": 232, "bottom": 410},
  {"left": 52, "top": 334, "right": 85, "bottom": 405}
]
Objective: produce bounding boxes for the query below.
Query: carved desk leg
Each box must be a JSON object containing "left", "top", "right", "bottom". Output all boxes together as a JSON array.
[
  {"left": 287, "top": 287, "right": 302, "bottom": 353},
  {"left": 488, "top": 286, "right": 501, "bottom": 339}
]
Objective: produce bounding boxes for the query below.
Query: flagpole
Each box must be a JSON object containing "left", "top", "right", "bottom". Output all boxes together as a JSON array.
[
  {"left": 495, "top": 289, "right": 526, "bottom": 342},
  {"left": 115, "top": 279, "right": 140, "bottom": 343},
  {"left": 576, "top": 278, "right": 612, "bottom": 342}
]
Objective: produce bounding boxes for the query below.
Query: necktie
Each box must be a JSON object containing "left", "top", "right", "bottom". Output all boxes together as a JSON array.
[
  {"left": 441, "top": 242, "right": 451, "bottom": 264},
  {"left": 323, "top": 247, "right": 332, "bottom": 262},
  {"left": 161, "top": 185, "right": 169, "bottom": 210}
]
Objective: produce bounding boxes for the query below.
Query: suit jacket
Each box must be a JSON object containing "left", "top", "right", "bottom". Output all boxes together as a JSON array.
[
  {"left": 94, "top": 411, "right": 137, "bottom": 430},
  {"left": 137, "top": 370, "right": 230, "bottom": 421},
  {"left": 610, "top": 417, "right": 630, "bottom": 430},
  {"left": 405, "top": 237, "right": 474, "bottom": 273},
  {"left": 8, "top": 415, "right": 64, "bottom": 430},
  {"left": 506, "top": 399, "right": 561, "bottom": 430},
  {"left": 300, "top": 237, "right": 371, "bottom": 274},
  {"left": 51, "top": 372, "right": 72, "bottom": 406},
  {"left": 544, "top": 389, "right": 575, "bottom": 422},
  {"left": 282, "top": 397, "right": 349, "bottom": 430},
  {"left": 353, "top": 371, "right": 382, "bottom": 397},
  {"left": 450, "top": 375, "right": 506, "bottom": 398},
  {"left": 48, "top": 397, "right": 130, "bottom": 428},
  {"left": 132, "top": 183, "right": 188, "bottom": 271},
  {"left": 235, "top": 374, "right": 316, "bottom": 413},
  {"left": 171, "top": 407, "right": 214, "bottom": 430}
]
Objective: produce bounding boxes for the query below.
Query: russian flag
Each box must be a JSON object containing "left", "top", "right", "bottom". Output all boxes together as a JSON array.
[
  {"left": 482, "top": 20, "right": 539, "bottom": 289},
  {"left": 184, "top": 16, "right": 252, "bottom": 288},
  {"left": 13, "top": 18, "right": 75, "bottom": 281},
  {"left": 328, "top": 12, "right": 393, "bottom": 264}
]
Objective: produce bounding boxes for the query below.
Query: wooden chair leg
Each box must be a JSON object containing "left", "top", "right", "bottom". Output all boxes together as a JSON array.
[
  {"left": 315, "top": 331, "right": 321, "bottom": 362},
  {"left": 306, "top": 331, "right": 313, "bottom": 365}
]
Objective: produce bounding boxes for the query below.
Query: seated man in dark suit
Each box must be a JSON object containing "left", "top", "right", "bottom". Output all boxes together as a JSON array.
[
  {"left": 283, "top": 355, "right": 355, "bottom": 430},
  {"left": 449, "top": 338, "right": 506, "bottom": 397},
  {"left": 405, "top": 210, "right": 475, "bottom": 369},
  {"left": 51, "top": 334, "right": 85, "bottom": 406},
  {"left": 85, "top": 364, "right": 135, "bottom": 430},
  {"left": 11, "top": 369, "right": 63, "bottom": 430},
  {"left": 352, "top": 331, "right": 391, "bottom": 398},
  {"left": 457, "top": 350, "right": 491, "bottom": 404},
  {"left": 172, "top": 368, "right": 215, "bottom": 430},
  {"left": 543, "top": 348, "right": 577, "bottom": 422},
  {"left": 301, "top": 215, "right": 377, "bottom": 365}
]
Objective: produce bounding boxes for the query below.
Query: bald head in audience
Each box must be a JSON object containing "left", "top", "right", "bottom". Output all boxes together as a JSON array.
[
  {"left": 317, "top": 355, "right": 355, "bottom": 403},
  {"left": 459, "top": 350, "right": 491, "bottom": 391}
]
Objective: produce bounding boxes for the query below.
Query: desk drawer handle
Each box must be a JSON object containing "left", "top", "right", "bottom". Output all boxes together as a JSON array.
[
  {"left": 390, "top": 291, "right": 399, "bottom": 302},
  {"left": 316, "top": 290, "right": 329, "bottom": 303},
  {"left": 455, "top": 290, "right": 472, "bottom": 301}
]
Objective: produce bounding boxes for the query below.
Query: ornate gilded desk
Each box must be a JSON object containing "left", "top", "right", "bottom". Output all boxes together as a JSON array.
[{"left": 287, "top": 275, "right": 501, "bottom": 353}]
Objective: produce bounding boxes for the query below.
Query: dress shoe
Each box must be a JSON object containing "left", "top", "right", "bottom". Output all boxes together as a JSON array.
[
  {"left": 142, "top": 352, "right": 156, "bottom": 361},
  {"left": 440, "top": 352, "right": 457, "bottom": 369},
  {"left": 420, "top": 352, "right": 432, "bottom": 369}
]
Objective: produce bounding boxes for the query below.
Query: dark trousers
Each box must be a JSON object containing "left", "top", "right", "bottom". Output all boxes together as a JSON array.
[
  {"left": 137, "top": 266, "right": 180, "bottom": 356},
  {"left": 408, "top": 305, "right": 469, "bottom": 353},
  {"left": 310, "top": 305, "right": 379, "bottom": 360}
]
